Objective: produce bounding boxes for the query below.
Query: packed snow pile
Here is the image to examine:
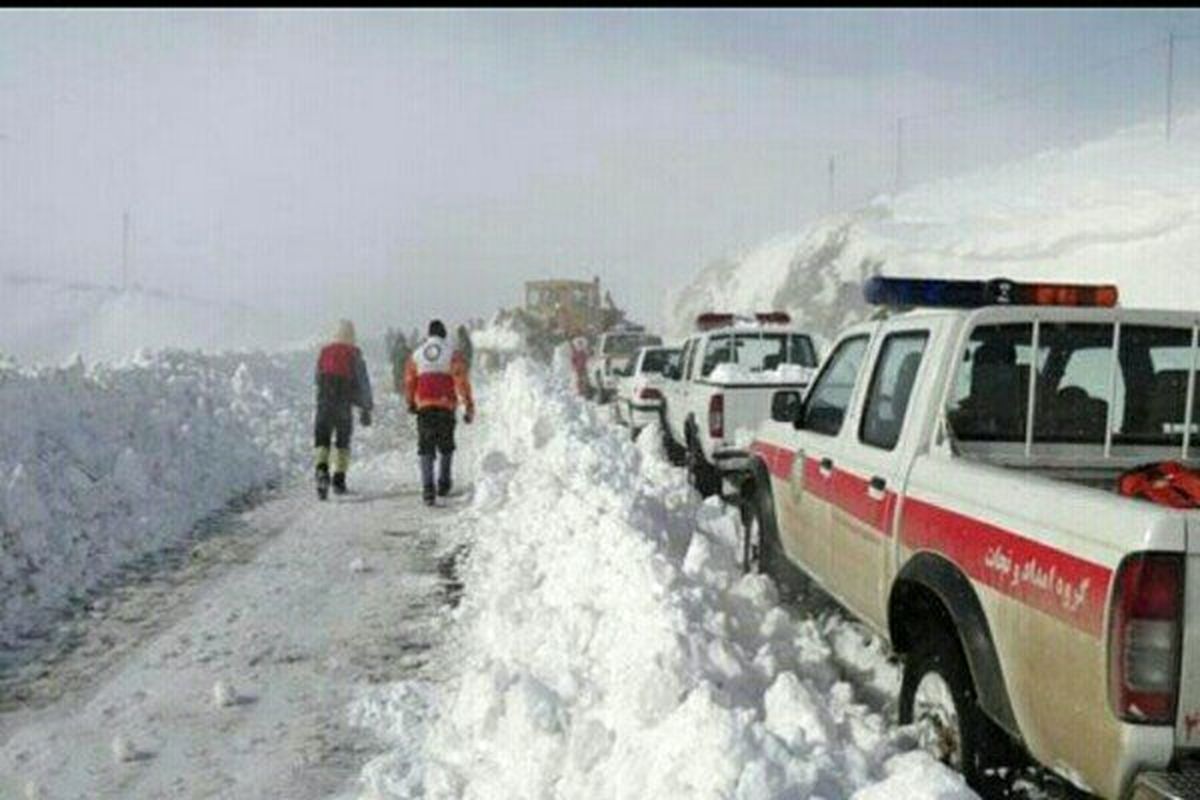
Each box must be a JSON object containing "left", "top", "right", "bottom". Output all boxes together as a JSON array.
[
  {"left": 352, "top": 358, "right": 972, "bottom": 799},
  {"left": 0, "top": 348, "right": 324, "bottom": 646},
  {"left": 709, "top": 363, "right": 815, "bottom": 386},
  {"left": 470, "top": 319, "right": 524, "bottom": 353},
  {"left": 670, "top": 111, "right": 1200, "bottom": 339}
]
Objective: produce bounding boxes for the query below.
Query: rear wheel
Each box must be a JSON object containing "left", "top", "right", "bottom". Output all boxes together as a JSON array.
[
  {"left": 899, "top": 626, "right": 995, "bottom": 789},
  {"left": 685, "top": 429, "right": 721, "bottom": 497}
]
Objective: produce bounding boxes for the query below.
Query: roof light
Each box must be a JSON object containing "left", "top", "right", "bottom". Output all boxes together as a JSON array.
[
  {"left": 863, "top": 277, "right": 1118, "bottom": 309},
  {"left": 695, "top": 311, "right": 792, "bottom": 331}
]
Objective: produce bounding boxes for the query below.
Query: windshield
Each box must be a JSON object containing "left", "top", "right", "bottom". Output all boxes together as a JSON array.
[
  {"left": 604, "top": 333, "right": 662, "bottom": 356},
  {"left": 640, "top": 348, "right": 679, "bottom": 374},
  {"left": 701, "top": 332, "right": 816, "bottom": 376},
  {"left": 948, "top": 321, "right": 1199, "bottom": 450}
]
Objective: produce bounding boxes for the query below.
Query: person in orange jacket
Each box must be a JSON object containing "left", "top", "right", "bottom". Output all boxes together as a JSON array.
[{"left": 404, "top": 319, "right": 475, "bottom": 505}]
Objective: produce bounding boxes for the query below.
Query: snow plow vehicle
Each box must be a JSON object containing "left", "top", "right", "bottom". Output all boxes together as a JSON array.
[
  {"left": 739, "top": 276, "right": 1200, "bottom": 798},
  {"left": 660, "top": 312, "right": 818, "bottom": 497}
]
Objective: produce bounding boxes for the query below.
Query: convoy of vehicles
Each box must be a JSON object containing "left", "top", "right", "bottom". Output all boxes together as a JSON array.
[
  {"left": 587, "top": 277, "right": 1200, "bottom": 798},
  {"left": 731, "top": 277, "right": 1200, "bottom": 799},
  {"left": 588, "top": 327, "right": 664, "bottom": 403},
  {"left": 613, "top": 345, "right": 681, "bottom": 435},
  {"left": 658, "top": 313, "right": 819, "bottom": 496}
]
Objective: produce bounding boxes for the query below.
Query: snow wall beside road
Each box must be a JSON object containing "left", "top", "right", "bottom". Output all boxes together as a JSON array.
[
  {"left": 0, "top": 349, "right": 317, "bottom": 647},
  {"left": 353, "top": 358, "right": 974, "bottom": 800}
]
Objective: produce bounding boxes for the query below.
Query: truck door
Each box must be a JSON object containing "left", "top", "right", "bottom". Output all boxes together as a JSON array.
[
  {"left": 828, "top": 325, "right": 932, "bottom": 629},
  {"left": 786, "top": 331, "right": 873, "bottom": 584}
]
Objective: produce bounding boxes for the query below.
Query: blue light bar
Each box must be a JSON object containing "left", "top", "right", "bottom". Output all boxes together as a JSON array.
[
  {"left": 864, "top": 277, "right": 990, "bottom": 308},
  {"left": 863, "top": 276, "right": 1119, "bottom": 309}
]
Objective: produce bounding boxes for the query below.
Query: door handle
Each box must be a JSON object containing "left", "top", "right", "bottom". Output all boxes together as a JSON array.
[
  {"left": 818, "top": 457, "right": 834, "bottom": 477},
  {"left": 867, "top": 475, "right": 887, "bottom": 501}
]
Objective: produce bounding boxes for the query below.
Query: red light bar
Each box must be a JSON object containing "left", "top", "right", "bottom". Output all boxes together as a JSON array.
[
  {"left": 755, "top": 312, "right": 791, "bottom": 325},
  {"left": 696, "top": 313, "right": 734, "bottom": 331},
  {"left": 1010, "top": 281, "right": 1118, "bottom": 308},
  {"left": 695, "top": 311, "right": 792, "bottom": 331}
]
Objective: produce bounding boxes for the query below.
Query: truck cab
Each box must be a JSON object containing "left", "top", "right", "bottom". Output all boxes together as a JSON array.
[
  {"left": 589, "top": 327, "right": 663, "bottom": 403},
  {"left": 659, "top": 312, "right": 818, "bottom": 495},
  {"left": 744, "top": 277, "right": 1200, "bottom": 798}
]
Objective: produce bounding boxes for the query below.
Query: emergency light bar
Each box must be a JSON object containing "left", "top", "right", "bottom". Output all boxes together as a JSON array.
[
  {"left": 863, "top": 276, "right": 1118, "bottom": 309},
  {"left": 695, "top": 311, "right": 792, "bottom": 331}
]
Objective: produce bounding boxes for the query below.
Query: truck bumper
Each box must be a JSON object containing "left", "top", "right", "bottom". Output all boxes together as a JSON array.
[
  {"left": 712, "top": 447, "right": 753, "bottom": 475},
  {"left": 628, "top": 403, "right": 661, "bottom": 431},
  {"left": 1131, "top": 769, "right": 1200, "bottom": 799}
]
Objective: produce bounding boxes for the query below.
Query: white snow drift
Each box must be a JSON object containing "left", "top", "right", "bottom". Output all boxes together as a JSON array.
[
  {"left": 352, "top": 359, "right": 972, "bottom": 800},
  {"left": 0, "top": 348, "right": 323, "bottom": 646},
  {"left": 670, "top": 111, "right": 1200, "bottom": 339}
]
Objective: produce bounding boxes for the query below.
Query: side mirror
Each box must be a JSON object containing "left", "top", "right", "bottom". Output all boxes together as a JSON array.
[{"left": 771, "top": 390, "right": 803, "bottom": 424}]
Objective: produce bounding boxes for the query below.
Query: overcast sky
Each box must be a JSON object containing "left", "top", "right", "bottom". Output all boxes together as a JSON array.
[{"left": 3, "top": 8, "right": 1199, "bottom": 337}]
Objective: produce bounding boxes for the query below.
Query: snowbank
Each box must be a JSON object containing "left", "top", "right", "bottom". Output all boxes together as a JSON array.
[
  {"left": 0, "top": 349, "right": 322, "bottom": 645},
  {"left": 709, "top": 363, "right": 815, "bottom": 385},
  {"left": 670, "top": 111, "right": 1200, "bottom": 340},
  {"left": 352, "top": 359, "right": 972, "bottom": 799},
  {"left": 471, "top": 320, "right": 524, "bottom": 353}
]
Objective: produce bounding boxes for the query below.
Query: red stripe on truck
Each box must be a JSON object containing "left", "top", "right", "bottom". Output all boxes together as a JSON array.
[
  {"left": 900, "top": 497, "right": 1111, "bottom": 637},
  {"left": 829, "top": 466, "right": 897, "bottom": 537},
  {"left": 749, "top": 441, "right": 795, "bottom": 480}
]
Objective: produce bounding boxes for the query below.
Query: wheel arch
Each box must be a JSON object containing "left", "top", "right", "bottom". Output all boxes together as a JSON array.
[{"left": 888, "top": 552, "right": 1022, "bottom": 743}]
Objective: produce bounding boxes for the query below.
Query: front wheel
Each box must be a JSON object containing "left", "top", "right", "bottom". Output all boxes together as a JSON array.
[{"left": 899, "top": 627, "right": 994, "bottom": 788}]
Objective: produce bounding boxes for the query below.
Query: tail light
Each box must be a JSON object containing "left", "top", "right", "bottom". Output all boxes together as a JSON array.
[
  {"left": 709, "top": 394, "right": 725, "bottom": 440},
  {"left": 637, "top": 387, "right": 662, "bottom": 402},
  {"left": 1109, "top": 553, "right": 1183, "bottom": 724}
]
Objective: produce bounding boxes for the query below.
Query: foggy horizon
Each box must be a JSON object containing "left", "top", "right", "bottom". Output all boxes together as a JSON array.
[{"left": 4, "top": 8, "right": 1200, "bottom": 340}]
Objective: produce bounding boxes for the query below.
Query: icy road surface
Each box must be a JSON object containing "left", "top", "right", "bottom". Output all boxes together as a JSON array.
[{"left": 0, "top": 444, "right": 472, "bottom": 800}]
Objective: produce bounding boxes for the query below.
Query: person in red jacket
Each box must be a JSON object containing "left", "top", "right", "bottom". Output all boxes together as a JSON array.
[
  {"left": 314, "top": 319, "right": 373, "bottom": 500},
  {"left": 404, "top": 319, "right": 474, "bottom": 506}
]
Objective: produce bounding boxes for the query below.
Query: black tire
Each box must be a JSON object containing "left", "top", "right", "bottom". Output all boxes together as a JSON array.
[
  {"left": 899, "top": 626, "right": 996, "bottom": 791},
  {"left": 685, "top": 428, "right": 721, "bottom": 498},
  {"left": 742, "top": 478, "right": 805, "bottom": 598}
]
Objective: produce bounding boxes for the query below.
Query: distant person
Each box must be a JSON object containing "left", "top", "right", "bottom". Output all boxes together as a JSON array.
[
  {"left": 314, "top": 319, "right": 373, "bottom": 500},
  {"left": 390, "top": 330, "right": 411, "bottom": 395},
  {"left": 405, "top": 319, "right": 475, "bottom": 506},
  {"left": 455, "top": 324, "right": 474, "bottom": 369}
]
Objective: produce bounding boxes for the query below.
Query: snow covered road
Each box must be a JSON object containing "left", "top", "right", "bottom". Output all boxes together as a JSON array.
[{"left": 0, "top": 442, "right": 472, "bottom": 799}]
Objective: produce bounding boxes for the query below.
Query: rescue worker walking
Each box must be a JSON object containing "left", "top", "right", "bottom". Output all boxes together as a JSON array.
[
  {"left": 314, "top": 319, "right": 373, "bottom": 500},
  {"left": 404, "top": 319, "right": 475, "bottom": 506}
]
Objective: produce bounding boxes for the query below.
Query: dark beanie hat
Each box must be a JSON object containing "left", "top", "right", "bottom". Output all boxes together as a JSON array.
[{"left": 429, "top": 319, "right": 447, "bottom": 338}]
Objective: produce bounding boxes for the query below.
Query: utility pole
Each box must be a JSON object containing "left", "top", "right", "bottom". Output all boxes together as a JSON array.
[
  {"left": 1166, "top": 31, "right": 1176, "bottom": 142},
  {"left": 828, "top": 154, "right": 836, "bottom": 210},
  {"left": 122, "top": 210, "right": 131, "bottom": 291},
  {"left": 894, "top": 117, "right": 904, "bottom": 193}
]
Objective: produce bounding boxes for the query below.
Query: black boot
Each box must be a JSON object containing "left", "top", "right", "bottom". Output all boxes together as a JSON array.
[
  {"left": 316, "top": 465, "right": 330, "bottom": 501},
  {"left": 332, "top": 472, "right": 347, "bottom": 496}
]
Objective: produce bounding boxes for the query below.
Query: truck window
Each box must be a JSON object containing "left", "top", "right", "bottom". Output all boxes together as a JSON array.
[
  {"left": 729, "top": 333, "right": 818, "bottom": 371},
  {"left": 702, "top": 335, "right": 734, "bottom": 377},
  {"left": 948, "top": 322, "right": 1199, "bottom": 447},
  {"left": 947, "top": 323, "right": 1034, "bottom": 442},
  {"left": 802, "top": 335, "right": 869, "bottom": 436},
  {"left": 681, "top": 338, "right": 698, "bottom": 381},
  {"left": 640, "top": 349, "right": 676, "bottom": 374},
  {"left": 860, "top": 331, "right": 929, "bottom": 450}
]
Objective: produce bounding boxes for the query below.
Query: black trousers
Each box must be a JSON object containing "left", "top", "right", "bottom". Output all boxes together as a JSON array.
[
  {"left": 314, "top": 402, "right": 354, "bottom": 451},
  {"left": 417, "top": 408, "right": 456, "bottom": 455}
]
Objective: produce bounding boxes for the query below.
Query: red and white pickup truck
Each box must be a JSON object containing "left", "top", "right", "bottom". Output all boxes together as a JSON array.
[{"left": 740, "top": 277, "right": 1200, "bottom": 799}]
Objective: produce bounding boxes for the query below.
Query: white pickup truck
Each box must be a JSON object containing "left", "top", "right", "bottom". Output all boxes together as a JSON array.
[
  {"left": 588, "top": 328, "right": 663, "bottom": 404},
  {"left": 659, "top": 313, "right": 818, "bottom": 496},
  {"left": 740, "top": 277, "right": 1200, "bottom": 799},
  {"left": 613, "top": 344, "right": 681, "bottom": 436}
]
